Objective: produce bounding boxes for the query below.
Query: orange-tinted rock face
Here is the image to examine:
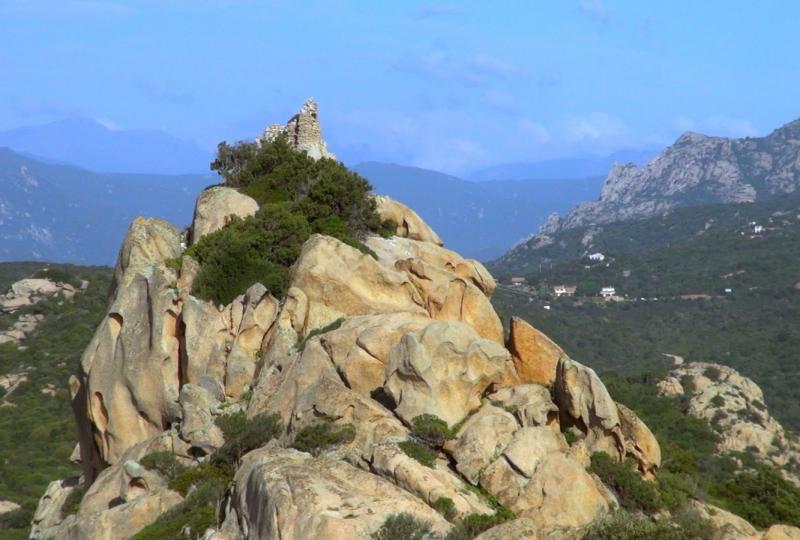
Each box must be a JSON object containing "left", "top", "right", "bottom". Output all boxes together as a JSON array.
[{"left": 507, "top": 316, "right": 566, "bottom": 386}]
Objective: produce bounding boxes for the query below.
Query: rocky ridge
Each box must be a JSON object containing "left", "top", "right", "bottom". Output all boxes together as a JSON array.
[
  {"left": 658, "top": 361, "right": 800, "bottom": 481},
  {"left": 30, "top": 104, "right": 800, "bottom": 540},
  {"left": 535, "top": 118, "right": 800, "bottom": 237}
]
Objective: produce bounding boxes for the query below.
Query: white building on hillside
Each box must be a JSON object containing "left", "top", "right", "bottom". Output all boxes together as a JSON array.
[
  {"left": 588, "top": 252, "right": 605, "bottom": 262},
  {"left": 600, "top": 286, "right": 616, "bottom": 298}
]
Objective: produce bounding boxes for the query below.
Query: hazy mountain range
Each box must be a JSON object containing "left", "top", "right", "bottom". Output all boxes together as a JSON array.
[
  {"left": 0, "top": 118, "right": 213, "bottom": 175},
  {"left": 353, "top": 162, "right": 603, "bottom": 260},
  {"left": 468, "top": 148, "right": 658, "bottom": 181},
  {"left": 0, "top": 147, "right": 211, "bottom": 264}
]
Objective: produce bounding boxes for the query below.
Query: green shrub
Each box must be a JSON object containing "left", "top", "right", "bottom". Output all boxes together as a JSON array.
[
  {"left": 704, "top": 366, "right": 723, "bottom": 381},
  {"left": 292, "top": 420, "right": 356, "bottom": 455},
  {"left": 186, "top": 205, "right": 310, "bottom": 304},
  {"left": 370, "top": 513, "right": 433, "bottom": 540},
  {"left": 139, "top": 451, "right": 187, "bottom": 481},
  {"left": 589, "top": 452, "right": 663, "bottom": 513},
  {"left": 432, "top": 496, "right": 456, "bottom": 521},
  {"left": 0, "top": 506, "right": 33, "bottom": 530},
  {"left": 564, "top": 430, "right": 578, "bottom": 446},
  {"left": 130, "top": 478, "right": 226, "bottom": 540},
  {"left": 296, "top": 318, "right": 345, "bottom": 351},
  {"left": 190, "top": 136, "right": 387, "bottom": 306},
  {"left": 212, "top": 412, "right": 282, "bottom": 466},
  {"left": 399, "top": 440, "right": 438, "bottom": 468},
  {"left": 410, "top": 414, "right": 454, "bottom": 448},
  {"left": 445, "top": 510, "right": 514, "bottom": 540},
  {"left": 168, "top": 462, "right": 233, "bottom": 497},
  {"left": 61, "top": 485, "right": 85, "bottom": 517},
  {"left": 707, "top": 464, "right": 800, "bottom": 528},
  {"left": 582, "top": 509, "right": 712, "bottom": 540},
  {"left": 710, "top": 395, "right": 726, "bottom": 407}
]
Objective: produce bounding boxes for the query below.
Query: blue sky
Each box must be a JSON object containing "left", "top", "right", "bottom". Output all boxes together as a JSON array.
[{"left": 0, "top": 0, "right": 798, "bottom": 174}]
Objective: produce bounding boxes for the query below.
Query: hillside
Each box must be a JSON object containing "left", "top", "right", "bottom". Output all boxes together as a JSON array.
[
  {"left": 353, "top": 161, "right": 603, "bottom": 260},
  {"left": 0, "top": 263, "right": 112, "bottom": 539},
  {"left": 492, "top": 189, "right": 800, "bottom": 275},
  {"left": 490, "top": 194, "right": 800, "bottom": 432},
  {"left": 0, "top": 148, "right": 211, "bottom": 264},
  {"left": 536, "top": 117, "right": 800, "bottom": 236}
]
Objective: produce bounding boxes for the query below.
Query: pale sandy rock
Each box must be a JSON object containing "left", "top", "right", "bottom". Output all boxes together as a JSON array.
[
  {"left": 179, "top": 383, "right": 224, "bottom": 454},
  {"left": 373, "top": 195, "right": 444, "bottom": 245},
  {"left": 370, "top": 443, "right": 492, "bottom": 517},
  {"left": 474, "top": 518, "right": 539, "bottom": 540},
  {"left": 0, "top": 295, "right": 32, "bottom": 312},
  {"left": 445, "top": 404, "right": 519, "bottom": 484},
  {"left": 180, "top": 295, "right": 229, "bottom": 385},
  {"left": 507, "top": 316, "right": 566, "bottom": 386},
  {"left": 689, "top": 500, "right": 760, "bottom": 540},
  {"left": 764, "top": 525, "right": 800, "bottom": 540},
  {"left": 0, "top": 500, "right": 20, "bottom": 514},
  {"left": 554, "top": 358, "right": 624, "bottom": 460},
  {"left": 11, "top": 278, "right": 59, "bottom": 297},
  {"left": 503, "top": 426, "right": 568, "bottom": 478},
  {"left": 367, "top": 235, "right": 502, "bottom": 342},
  {"left": 657, "top": 375, "right": 684, "bottom": 397},
  {"left": 617, "top": 403, "right": 661, "bottom": 478},
  {"left": 73, "top": 217, "right": 183, "bottom": 480},
  {"left": 482, "top": 453, "right": 608, "bottom": 535},
  {"left": 224, "top": 284, "right": 279, "bottom": 398},
  {"left": 248, "top": 338, "right": 407, "bottom": 464},
  {"left": 52, "top": 488, "right": 182, "bottom": 540},
  {"left": 660, "top": 362, "right": 800, "bottom": 474},
  {"left": 385, "top": 320, "right": 517, "bottom": 426},
  {"left": 177, "top": 254, "right": 201, "bottom": 293},
  {"left": 189, "top": 186, "right": 258, "bottom": 244},
  {"left": 288, "top": 234, "right": 427, "bottom": 334},
  {"left": 233, "top": 446, "right": 450, "bottom": 540},
  {"left": 30, "top": 476, "right": 82, "bottom": 540},
  {"left": 315, "top": 312, "right": 430, "bottom": 396},
  {"left": 487, "top": 384, "right": 560, "bottom": 428}
]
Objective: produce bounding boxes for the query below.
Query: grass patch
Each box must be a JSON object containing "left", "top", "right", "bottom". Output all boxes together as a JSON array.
[
  {"left": 399, "top": 440, "right": 438, "bottom": 468},
  {"left": 212, "top": 412, "right": 282, "bottom": 467},
  {"left": 292, "top": 420, "right": 356, "bottom": 455},
  {"left": 371, "top": 513, "right": 433, "bottom": 540}
]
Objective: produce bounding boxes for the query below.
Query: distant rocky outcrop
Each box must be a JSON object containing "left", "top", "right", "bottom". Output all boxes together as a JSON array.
[
  {"left": 0, "top": 276, "right": 86, "bottom": 346},
  {"left": 658, "top": 361, "right": 800, "bottom": 481},
  {"left": 535, "top": 118, "right": 800, "bottom": 236}
]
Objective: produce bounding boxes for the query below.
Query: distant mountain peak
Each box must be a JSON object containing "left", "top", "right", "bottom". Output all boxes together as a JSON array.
[
  {"left": 0, "top": 117, "right": 212, "bottom": 174},
  {"left": 533, "top": 116, "right": 800, "bottom": 236}
]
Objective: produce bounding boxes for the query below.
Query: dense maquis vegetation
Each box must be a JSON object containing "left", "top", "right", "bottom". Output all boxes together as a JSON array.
[
  {"left": 187, "top": 135, "right": 394, "bottom": 305},
  {"left": 584, "top": 372, "right": 800, "bottom": 532},
  {"left": 0, "top": 263, "right": 113, "bottom": 540},
  {"left": 491, "top": 192, "right": 800, "bottom": 432}
]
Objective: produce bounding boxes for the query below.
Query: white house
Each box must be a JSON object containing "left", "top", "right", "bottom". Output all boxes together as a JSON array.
[
  {"left": 588, "top": 252, "right": 605, "bottom": 262},
  {"left": 600, "top": 286, "right": 616, "bottom": 298},
  {"left": 753, "top": 225, "right": 764, "bottom": 234},
  {"left": 510, "top": 277, "right": 527, "bottom": 286},
  {"left": 553, "top": 285, "right": 577, "bottom": 297}
]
